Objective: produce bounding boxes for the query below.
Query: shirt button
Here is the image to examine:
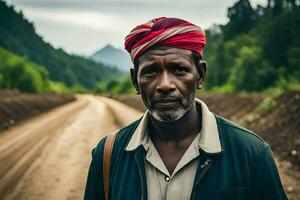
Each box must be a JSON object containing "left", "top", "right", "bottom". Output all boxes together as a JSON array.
[{"left": 165, "top": 176, "right": 170, "bottom": 182}]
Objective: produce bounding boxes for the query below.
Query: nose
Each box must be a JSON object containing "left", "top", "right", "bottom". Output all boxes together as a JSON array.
[{"left": 156, "top": 71, "right": 176, "bottom": 93}]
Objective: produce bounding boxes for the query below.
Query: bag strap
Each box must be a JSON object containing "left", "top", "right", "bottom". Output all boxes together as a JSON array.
[{"left": 103, "top": 133, "right": 117, "bottom": 200}]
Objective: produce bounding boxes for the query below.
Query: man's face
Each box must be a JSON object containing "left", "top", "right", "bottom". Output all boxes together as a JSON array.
[{"left": 132, "top": 46, "right": 204, "bottom": 122}]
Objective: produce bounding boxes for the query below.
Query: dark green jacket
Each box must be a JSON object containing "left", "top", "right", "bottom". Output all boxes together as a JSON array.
[{"left": 84, "top": 115, "right": 287, "bottom": 200}]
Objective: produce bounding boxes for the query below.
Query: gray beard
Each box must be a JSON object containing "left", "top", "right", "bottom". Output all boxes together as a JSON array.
[{"left": 149, "top": 97, "right": 194, "bottom": 122}]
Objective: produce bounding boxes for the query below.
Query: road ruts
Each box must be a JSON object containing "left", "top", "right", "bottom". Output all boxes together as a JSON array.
[{"left": 0, "top": 95, "right": 142, "bottom": 200}]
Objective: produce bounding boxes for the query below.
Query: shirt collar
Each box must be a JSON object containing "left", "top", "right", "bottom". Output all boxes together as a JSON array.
[{"left": 125, "top": 98, "right": 222, "bottom": 154}]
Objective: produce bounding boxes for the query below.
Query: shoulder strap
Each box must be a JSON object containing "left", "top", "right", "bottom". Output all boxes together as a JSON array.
[{"left": 103, "top": 133, "right": 117, "bottom": 200}]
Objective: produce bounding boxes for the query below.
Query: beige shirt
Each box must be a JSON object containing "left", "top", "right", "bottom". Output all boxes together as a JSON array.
[{"left": 125, "top": 99, "right": 222, "bottom": 200}]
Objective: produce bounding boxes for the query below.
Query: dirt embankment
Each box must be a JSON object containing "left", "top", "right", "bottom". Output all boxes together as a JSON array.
[
  {"left": 0, "top": 90, "right": 76, "bottom": 130},
  {"left": 246, "top": 91, "right": 300, "bottom": 167}
]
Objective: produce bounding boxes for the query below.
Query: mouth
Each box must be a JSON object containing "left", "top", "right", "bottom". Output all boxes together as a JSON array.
[{"left": 152, "top": 98, "right": 180, "bottom": 108}]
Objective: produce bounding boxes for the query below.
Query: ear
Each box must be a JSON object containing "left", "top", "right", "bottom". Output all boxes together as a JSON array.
[
  {"left": 130, "top": 68, "right": 140, "bottom": 94},
  {"left": 197, "top": 61, "right": 207, "bottom": 89}
]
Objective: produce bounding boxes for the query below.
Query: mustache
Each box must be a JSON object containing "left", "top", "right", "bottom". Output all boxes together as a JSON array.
[{"left": 151, "top": 93, "right": 183, "bottom": 104}]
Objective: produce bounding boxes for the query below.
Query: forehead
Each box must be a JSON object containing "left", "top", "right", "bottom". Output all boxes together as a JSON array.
[{"left": 138, "top": 46, "right": 193, "bottom": 66}]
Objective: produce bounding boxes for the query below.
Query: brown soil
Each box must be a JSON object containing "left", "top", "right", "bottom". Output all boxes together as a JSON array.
[
  {"left": 109, "top": 91, "right": 300, "bottom": 200},
  {"left": 196, "top": 93, "right": 265, "bottom": 121},
  {"left": 0, "top": 90, "right": 76, "bottom": 130},
  {"left": 246, "top": 91, "right": 300, "bottom": 168},
  {"left": 0, "top": 95, "right": 142, "bottom": 200}
]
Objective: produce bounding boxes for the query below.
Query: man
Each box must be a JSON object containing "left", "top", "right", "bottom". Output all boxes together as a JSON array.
[{"left": 84, "top": 17, "right": 287, "bottom": 200}]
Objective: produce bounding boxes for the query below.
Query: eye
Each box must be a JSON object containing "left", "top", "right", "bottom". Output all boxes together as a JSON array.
[
  {"left": 141, "top": 67, "right": 159, "bottom": 77},
  {"left": 173, "top": 65, "right": 190, "bottom": 74}
]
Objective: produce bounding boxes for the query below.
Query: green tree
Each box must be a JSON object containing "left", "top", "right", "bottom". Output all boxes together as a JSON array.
[
  {"left": 222, "top": 0, "right": 257, "bottom": 40},
  {"left": 229, "top": 46, "right": 276, "bottom": 92},
  {"left": 119, "top": 75, "right": 135, "bottom": 94},
  {"left": 0, "top": 47, "right": 51, "bottom": 93},
  {"left": 95, "top": 82, "right": 107, "bottom": 93}
]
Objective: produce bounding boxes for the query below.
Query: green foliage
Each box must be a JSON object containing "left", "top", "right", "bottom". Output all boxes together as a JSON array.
[
  {"left": 70, "top": 84, "right": 89, "bottom": 93},
  {"left": 94, "top": 75, "right": 135, "bottom": 94},
  {"left": 118, "top": 76, "right": 136, "bottom": 94},
  {"left": 48, "top": 81, "right": 69, "bottom": 93},
  {"left": 229, "top": 46, "right": 276, "bottom": 92},
  {"left": 209, "top": 83, "right": 234, "bottom": 94},
  {"left": 288, "top": 46, "right": 300, "bottom": 79},
  {"left": 222, "top": 0, "right": 257, "bottom": 40},
  {"left": 0, "top": 47, "right": 50, "bottom": 93},
  {"left": 204, "top": 0, "right": 300, "bottom": 93},
  {"left": 95, "top": 82, "right": 107, "bottom": 93},
  {"left": 264, "top": 76, "right": 300, "bottom": 96},
  {"left": 204, "top": 28, "right": 230, "bottom": 88},
  {"left": 0, "top": 1, "right": 123, "bottom": 89}
]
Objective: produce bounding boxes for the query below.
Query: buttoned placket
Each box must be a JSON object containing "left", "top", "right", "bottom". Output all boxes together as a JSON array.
[{"left": 144, "top": 133, "right": 203, "bottom": 200}]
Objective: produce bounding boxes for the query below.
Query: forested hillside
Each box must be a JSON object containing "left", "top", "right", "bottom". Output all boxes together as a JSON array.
[
  {"left": 0, "top": 48, "right": 51, "bottom": 93},
  {"left": 0, "top": 1, "right": 123, "bottom": 90},
  {"left": 204, "top": 0, "right": 300, "bottom": 93}
]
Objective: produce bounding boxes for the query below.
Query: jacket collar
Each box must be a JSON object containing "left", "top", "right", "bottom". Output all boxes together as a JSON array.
[{"left": 125, "top": 99, "right": 222, "bottom": 154}]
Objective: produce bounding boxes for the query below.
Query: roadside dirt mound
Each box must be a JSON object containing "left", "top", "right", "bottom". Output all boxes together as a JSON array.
[
  {"left": 246, "top": 91, "right": 300, "bottom": 168},
  {"left": 196, "top": 93, "right": 265, "bottom": 120},
  {"left": 0, "top": 90, "right": 76, "bottom": 130}
]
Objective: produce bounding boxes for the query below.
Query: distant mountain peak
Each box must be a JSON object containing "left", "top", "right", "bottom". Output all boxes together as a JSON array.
[
  {"left": 90, "top": 44, "right": 132, "bottom": 72},
  {"left": 102, "top": 44, "right": 114, "bottom": 50},
  {"left": 98, "top": 44, "right": 115, "bottom": 53}
]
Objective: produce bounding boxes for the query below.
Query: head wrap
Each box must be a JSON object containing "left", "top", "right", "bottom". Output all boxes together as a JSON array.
[{"left": 124, "top": 17, "right": 206, "bottom": 62}]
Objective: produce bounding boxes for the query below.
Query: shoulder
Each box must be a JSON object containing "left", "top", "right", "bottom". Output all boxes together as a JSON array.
[{"left": 215, "top": 115, "right": 268, "bottom": 154}]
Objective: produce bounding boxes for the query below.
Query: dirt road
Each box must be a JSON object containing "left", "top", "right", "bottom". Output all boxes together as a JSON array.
[{"left": 0, "top": 95, "right": 142, "bottom": 200}]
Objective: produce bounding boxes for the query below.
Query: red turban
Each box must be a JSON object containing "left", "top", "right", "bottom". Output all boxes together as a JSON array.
[{"left": 124, "top": 17, "right": 206, "bottom": 62}]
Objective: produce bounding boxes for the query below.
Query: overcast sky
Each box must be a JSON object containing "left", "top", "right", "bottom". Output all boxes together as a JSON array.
[{"left": 4, "top": 0, "right": 267, "bottom": 56}]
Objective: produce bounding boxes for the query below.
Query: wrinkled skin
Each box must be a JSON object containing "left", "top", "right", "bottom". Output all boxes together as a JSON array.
[{"left": 131, "top": 46, "right": 206, "bottom": 122}]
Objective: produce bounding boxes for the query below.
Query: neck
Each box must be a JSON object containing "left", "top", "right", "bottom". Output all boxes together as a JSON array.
[{"left": 148, "top": 102, "right": 201, "bottom": 142}]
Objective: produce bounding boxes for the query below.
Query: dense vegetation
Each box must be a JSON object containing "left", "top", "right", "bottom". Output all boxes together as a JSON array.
[
  {"left": 95, "top": 75, "right": 135, "bottom": 94},
  {"left": 204, "top": 0, "right": 300, "bottom": 93},
  {"left": 0, "top": 1, "right": 123, "bottom": 91},
  {"left": 0, "top": 47, "right": 51, "bottom": 93}
]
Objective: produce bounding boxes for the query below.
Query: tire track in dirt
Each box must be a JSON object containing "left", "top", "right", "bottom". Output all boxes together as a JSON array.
[
  {"left": 0, "top": 95, "right": 142, "bottom": 200},
  {"left": 0, "top": 96, "right": 89, "bottom": 199},
  {"left": 97, "top": 96, "right": 143, "bottom": 127}
]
